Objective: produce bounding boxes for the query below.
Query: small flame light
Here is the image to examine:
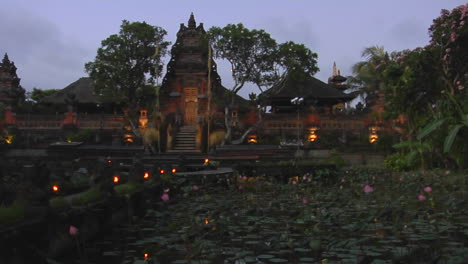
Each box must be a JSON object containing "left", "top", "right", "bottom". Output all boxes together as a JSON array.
[
  {"left": 171, "top": 168, "right": 177, "bottom": 173},
  {"left": 368, "top": 126, "right": 380, "bottom": 144},
  {"left": 113, "top": 176, "right": 120, "bottom": 184},
  {"left": 144, "top": 253, "right": 149, "bottom": 259},
  {"left": 160, "top": 169, "right": 165, "bottom": 174},
  {"left": 143, "top": 172, "right": 150, "bottom": 179},
  {"left": 308, "top": 127, "right": 319, "bottom": 142},
  {"left": 247, "top": 135, "right": 258, "bottom": 144},
  {"left": 204, "top": 158, "right": 209, "bottom": 164},
  {"left": 52, "top": 185, "right": 59, "bottom": 192},
  {"left": 205, "top": 218, "right": 209, "bottom": 225},
  {"left": 5, "top": 135, "right": 13, "bottom": 144}
]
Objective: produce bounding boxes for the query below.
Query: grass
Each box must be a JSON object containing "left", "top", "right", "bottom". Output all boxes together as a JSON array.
[{"left": 0, "top": 201, "right": 26, "bottom": 225}]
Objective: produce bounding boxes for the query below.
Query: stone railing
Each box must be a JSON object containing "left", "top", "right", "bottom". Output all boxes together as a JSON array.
[{"left": 14, "top": 114, "right": 125, "bottom": 130}]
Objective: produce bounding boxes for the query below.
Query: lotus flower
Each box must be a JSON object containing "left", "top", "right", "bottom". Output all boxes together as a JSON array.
[
  {"left": 161, "top": 193, "right": 170, "bottom": 202},
  {"left": 292, "top": 180, "right": 297, "bottom": 185},
  {"left": 192, "top": 185, "right": 199, "bottom": 191},
  {"left": 418, "top": 194, "right": 426, "bottom": 201},
  {"left": 69, "top": 225, "right": 79, "bottom": 236},
  {"left": 341, "top": 178, "right": 346, "bottom": 183},
  {"left": 424, "top": 186, "right": 432, "bottom": 193},
  {"left": 364, "top": 185, "right": 374, "bottom": 193},
  {"left": 302, "top": 198, "right": 308, "bottom": 205}
]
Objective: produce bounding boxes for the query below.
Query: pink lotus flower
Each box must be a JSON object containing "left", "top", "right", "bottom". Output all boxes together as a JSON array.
[
  {"left": 364, "top": 185, "right": 374, "bottom": 193},
  {"left": 341, "top": 178, "right": 346, "bottom": 183},
  {"left": 418, "top": 194, "right": 426, "bottom": 201},
  {"left": 192, "top": 185, "right": 199, "bottom": 191},
  {"left": 424, "top": 186, "right": 432, "bottom": 193},
  {"left": 161, "top": 193, "right": 170, "bottom": 202},
  {"left": 69, "top": 225, "right": 79, "bottom": 236},
  {"left": 302, "top": 198, "right": 308, "bottom": 205},
  {"left": 291, "top": 180, "right": 297, "bottom": 185}
]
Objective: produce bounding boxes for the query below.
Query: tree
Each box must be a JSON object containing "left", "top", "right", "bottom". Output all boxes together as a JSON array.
[
  {"left": 381, "top": 5, "right": 468, "bottom": 169},
  {"left": 208, "top": 24, "right": 319, "bottom": 143},
  {"left": 348, "top": 46, "right": 390, "bottom": 107},
  {"left": 85, "top": 20, "right": 170, "bottom": 107},
  {"left": 30, "top": 88, "right": 60, "bottom": 102},
  {"left": 208, "top": 24, "right": 278, "bottom": 142},
  {"left": 276, "top": 41, "right": 319, "bottom": 77},
  {"left": 208, "top": 23, "right": 278, "bottom": 94}
]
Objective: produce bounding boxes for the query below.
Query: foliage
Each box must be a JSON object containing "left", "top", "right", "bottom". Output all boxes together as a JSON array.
[
  {"left": 276, "top": 41, "right": 319, "bottom": 77},
  {"left": 383, "top": 152, "right": 414, "bottom": 171},
  {"left": 209, "top": 130, "right": 225, "bottom": 147},
  {"left": 109, "top": 169, "right": 466, "bottom": 263},
  {"left": 85, "top": 20, "right": 170, "bottom": 107},
  {"left": 207, "top": 23, "right": 278, "bottom": 94},
  {"left": 68, "top": 129, "right": 94, "bottom": 143},
  {"left": 114, "top": 182, "right": 141, "bottom": 196},
  {"left": 30, "top": 88, "right": 60, "bottom": 102},
  {"left": 142, "top": 127, "right": 159, "bottom": 146},
  {"left": 349, "top": 5, "right": 468, "bottom": 170},
  {"left": 348, "top": 45, "right": 390, "bottom": 106},
  {"left": 0, "top": 200, "right": 26, "bottom": 225},
  {"left": 49, "top": 196, "right": 69, "bottom": 210},
  {"left": 71, "top": 188, "right": 102, "bottom": 206}
]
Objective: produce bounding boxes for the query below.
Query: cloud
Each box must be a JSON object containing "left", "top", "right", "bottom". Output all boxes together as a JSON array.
[{"left": 0, "top": 7, "right": 93, "bottom": 90}]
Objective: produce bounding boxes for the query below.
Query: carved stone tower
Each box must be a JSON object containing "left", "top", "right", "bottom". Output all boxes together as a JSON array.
[{"left": 160, "top": 13, "right": 222, "bottom": 127}]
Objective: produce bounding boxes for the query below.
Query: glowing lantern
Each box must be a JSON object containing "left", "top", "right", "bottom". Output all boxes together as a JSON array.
[
  {"left": 143, "top": 172, "right": 150, "bottom": 179},
  {"left": 144, "top": 253, "right": 149, "bottom": 259},
  {"left": 139, "top": 109, "right": 148, "bottom": 128},
  {"left": 247, "top": 135, "right": 258, "bottom": 144},
  {"left": 113, "top": 176, "right": 120, "bottom": 184},
  {"left": 160, "top": 169, "right": 165, "bottom": 174},
  {"left": 4, "top": 135, "right": 13, "bottom": 144},
  {"left": 171, "top": 168, "right": 177, "bottom": 173},
  {"left": 52, "top": 185, "right": 59, "bottom": 193},
  {"left": 123, "top": 134, "right": 134, "bottom": 143},
  {"left": 369, "top": 133, "right": 378, "bottom": 143},
  {"left": 205, "top": 218, "right": 209, "bottom": 225},
  {"left": 308, "top": 127, "right": 319, "bottom": 142},
  {"left": 204, "top": 158, "right": 209, "bottom": 164},
  {"left": 368, "top": 126, "right": 379, "bottom": 143}
]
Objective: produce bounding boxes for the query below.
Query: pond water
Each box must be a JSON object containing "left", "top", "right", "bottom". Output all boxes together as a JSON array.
[{"left": 76, "top": 179, "right": 467, "bottom": 264}]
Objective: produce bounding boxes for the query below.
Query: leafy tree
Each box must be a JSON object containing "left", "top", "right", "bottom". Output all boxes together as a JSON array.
[
  {"left": 208, "top": 23, "right": 278, "bottom": 94},
  {"left": 276, "top": 41, "right": 319, "bottom": 77},
  {"left": 380, "top": 5, "right": 468, "bottom": 169},
  {"left": 208, "top": 24, "right": 319, "bottom": 143},
  {"left": 30, "top": 88, "right": 60, "bottom": 102},
  {"left": 85, "top": 20, "right": 170, "bottom": 107}
]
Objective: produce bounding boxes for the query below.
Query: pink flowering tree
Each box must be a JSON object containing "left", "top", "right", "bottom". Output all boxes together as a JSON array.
[
  {"left": 417, "top": 5, "right": 468, "bottom": 168},
  {"left": 381, "top": 5, "right": 468, "bottom": 169}
]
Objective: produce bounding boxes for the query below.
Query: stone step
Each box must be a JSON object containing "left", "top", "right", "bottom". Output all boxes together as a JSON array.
[{"left": 167, "top": 149, "right": 201, "bottom": 153}]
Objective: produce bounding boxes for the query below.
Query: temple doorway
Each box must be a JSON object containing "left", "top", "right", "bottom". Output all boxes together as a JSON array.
[{"left": 184, "top": 87, "right": 198, "bottom": 125}]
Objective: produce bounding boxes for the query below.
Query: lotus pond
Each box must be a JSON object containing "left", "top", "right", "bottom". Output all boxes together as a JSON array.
[{"left": 88, "top": 168, "right": 467, "bottom": 264}]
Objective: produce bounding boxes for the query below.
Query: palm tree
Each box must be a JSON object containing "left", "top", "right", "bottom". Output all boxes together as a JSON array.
[{"left": 348, "top": 46, "right": 390, "bottom": 107}]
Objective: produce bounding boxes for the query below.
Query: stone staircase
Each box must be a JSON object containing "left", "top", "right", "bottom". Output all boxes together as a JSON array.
[{"left": 170, "top": 126, "right": 199, "bottom": 153}]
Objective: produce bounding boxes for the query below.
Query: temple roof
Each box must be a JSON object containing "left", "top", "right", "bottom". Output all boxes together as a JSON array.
[
  {"left": 40, "top": 77, "right": 105, "bottom": 104},
  {"left": 260, "top": 69, "right": 356, "bottom": 103}
]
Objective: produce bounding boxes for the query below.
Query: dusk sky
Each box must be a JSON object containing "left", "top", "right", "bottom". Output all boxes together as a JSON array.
[{"left": 1, "top": 0, "right": 466, "bottom": 99}]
